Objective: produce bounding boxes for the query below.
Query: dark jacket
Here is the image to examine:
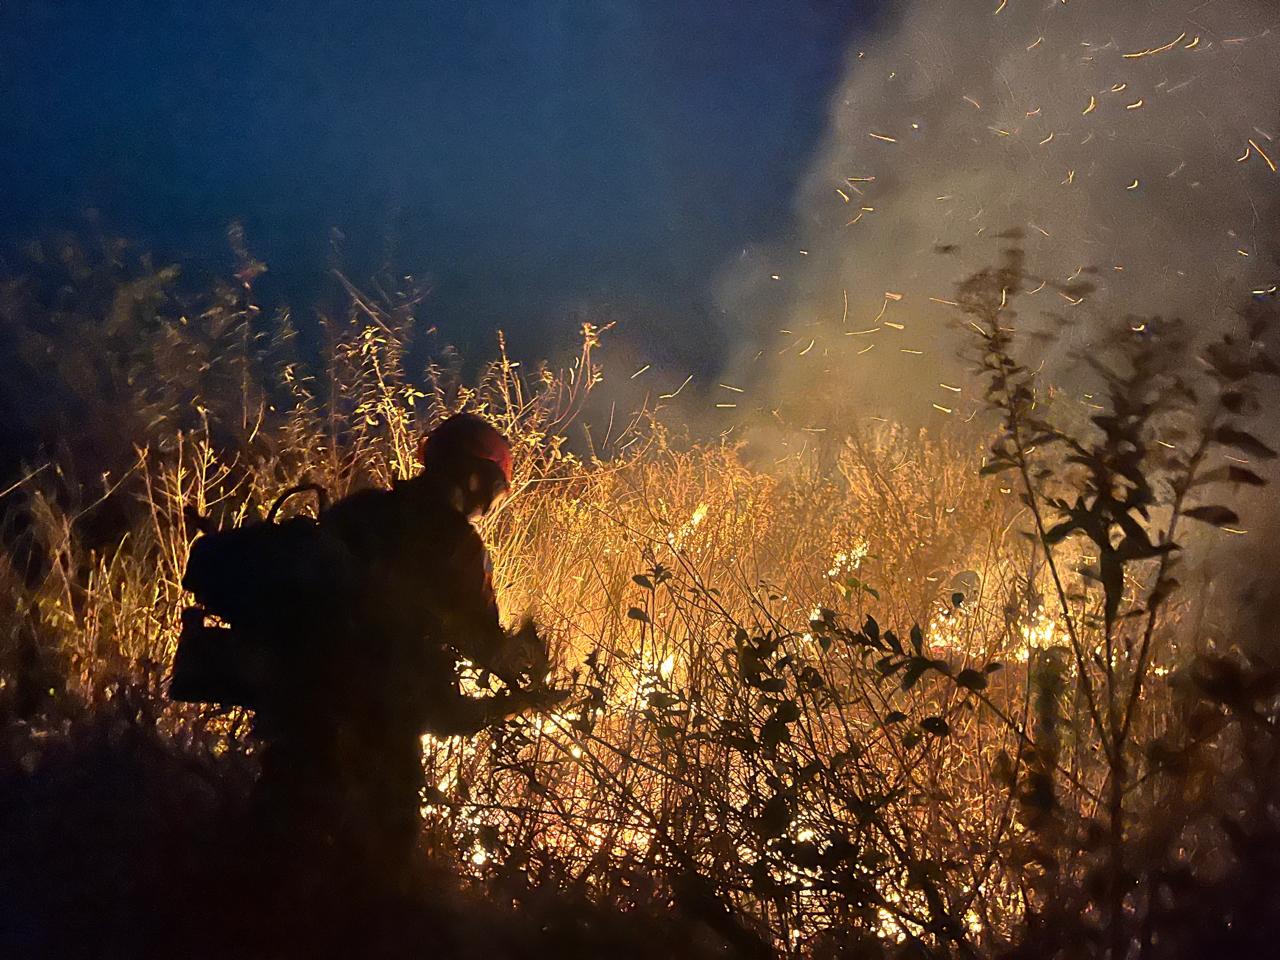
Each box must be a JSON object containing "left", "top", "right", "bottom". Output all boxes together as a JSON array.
[{"left": 294, "top": 472, "right": 512, "bottom": 739}]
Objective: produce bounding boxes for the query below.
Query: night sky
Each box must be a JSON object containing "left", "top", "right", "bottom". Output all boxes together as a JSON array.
[{"left": 2, "top": 0, "right": 875, "bottom": 368}]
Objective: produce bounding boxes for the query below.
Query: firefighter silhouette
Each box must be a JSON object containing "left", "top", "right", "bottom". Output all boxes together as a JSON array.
[{"left": 173, "top": 413, "right": 559, "bottom": 880}]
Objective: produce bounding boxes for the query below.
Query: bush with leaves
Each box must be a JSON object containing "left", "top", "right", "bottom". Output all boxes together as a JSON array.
[{"left": 954, "top": 241, "right": 1279, "bottom": 958}]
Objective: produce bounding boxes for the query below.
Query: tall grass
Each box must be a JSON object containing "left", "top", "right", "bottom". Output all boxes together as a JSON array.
[{"left": 1, "top": 234, "right": 1278, "bottom": 958}]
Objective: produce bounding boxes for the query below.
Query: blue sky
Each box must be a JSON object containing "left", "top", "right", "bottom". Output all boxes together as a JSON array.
[{"left": 2, "top": 0, "right": 875, "bottom": 366}]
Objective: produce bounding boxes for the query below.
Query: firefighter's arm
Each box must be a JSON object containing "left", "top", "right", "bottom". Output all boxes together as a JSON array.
[
  {"left": 425, "top": 685, "right": 568, "bottom": 737},
  {"left": 439, "top": 526, "right": 530, "bottom": 685}
]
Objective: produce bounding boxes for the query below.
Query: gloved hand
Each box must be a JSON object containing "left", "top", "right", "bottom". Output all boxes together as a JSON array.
[
  {"left": 481, "top": 617, "right": 552, "bottom": 687},
  {"left": 503, "top": 619, "right": 567, "bottom": 709}
]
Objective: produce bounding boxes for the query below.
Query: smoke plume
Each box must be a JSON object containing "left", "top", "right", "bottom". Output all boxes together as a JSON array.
[{"left": 718, "top": 0, "right": 1279, "bottom": 428}]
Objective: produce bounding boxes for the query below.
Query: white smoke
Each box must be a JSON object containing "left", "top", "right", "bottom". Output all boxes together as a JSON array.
[{"left": 718, "top": 0, "right": 1279, "bottom": 427}]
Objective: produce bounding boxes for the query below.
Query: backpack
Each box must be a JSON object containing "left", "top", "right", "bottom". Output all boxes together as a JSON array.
[{"left": 171, "top": 485, "right": 354, "bottom": 706}]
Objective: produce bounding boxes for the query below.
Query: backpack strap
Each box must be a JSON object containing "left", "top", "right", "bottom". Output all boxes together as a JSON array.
[{"left": 266, "top": 483, "right": 329, "bottom": 524}]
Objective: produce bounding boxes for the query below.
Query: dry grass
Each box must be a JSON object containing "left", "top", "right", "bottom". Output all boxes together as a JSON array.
[{"left": 1, "top": 240, "right": 1277, "bottom": 958}]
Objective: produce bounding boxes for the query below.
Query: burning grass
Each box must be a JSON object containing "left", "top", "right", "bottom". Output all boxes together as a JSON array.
[{"left": 2, "top": 237, "right": 1279, "bottom": 958}]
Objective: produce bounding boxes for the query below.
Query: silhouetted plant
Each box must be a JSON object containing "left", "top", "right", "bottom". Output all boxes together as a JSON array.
[{"left": 955, "top": 240, "right": 1278, "bottom": 958}]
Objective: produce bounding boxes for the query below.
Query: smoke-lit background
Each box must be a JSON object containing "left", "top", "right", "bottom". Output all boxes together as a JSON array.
[{"left": 722, "top": 0, "right": 1279, "bottom": 426}]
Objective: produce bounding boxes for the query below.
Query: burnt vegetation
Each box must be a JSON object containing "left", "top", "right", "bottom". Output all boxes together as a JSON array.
[{"left": 2, "top": 232, "right": 1279, "bottom": 959}]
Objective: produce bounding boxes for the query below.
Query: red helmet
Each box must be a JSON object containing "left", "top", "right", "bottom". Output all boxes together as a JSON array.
[{"left": 418, "top": 413, "right": 514, "bottom": 487}]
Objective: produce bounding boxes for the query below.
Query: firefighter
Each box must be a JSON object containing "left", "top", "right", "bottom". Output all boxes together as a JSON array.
[{"left": 250, "top": 413, "right": 557, "bottom": 883}]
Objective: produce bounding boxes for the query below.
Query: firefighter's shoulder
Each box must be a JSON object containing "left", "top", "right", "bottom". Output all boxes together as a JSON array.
[{"left": 321, "top": 486, "right": 399, "bottom": 552}]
